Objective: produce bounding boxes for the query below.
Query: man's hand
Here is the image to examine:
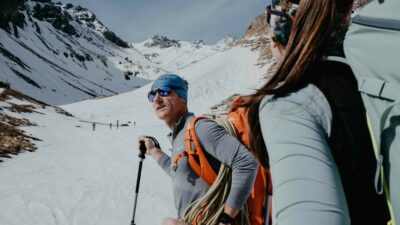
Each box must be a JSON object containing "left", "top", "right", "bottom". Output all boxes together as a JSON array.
[
  {"left": 218, "top": 204, "right": 239, "bottom": 225},
  {"left": 138, "top": 136, "right": 165, "bottom": 161}
]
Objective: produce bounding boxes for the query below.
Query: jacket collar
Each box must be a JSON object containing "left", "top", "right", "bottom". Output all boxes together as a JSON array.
[{"left": 167, "top": 112, "right": 194, "bottom": 142}]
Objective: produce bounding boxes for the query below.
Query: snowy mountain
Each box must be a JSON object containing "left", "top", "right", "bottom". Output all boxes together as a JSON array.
[
  {"left": 0, "top": 0, "right": 164, "bottom": 105},
  {"left": 132, "top": 35, "right": 236, "bottom": 72},
  {"left": 0, "top": 2, "right": 275, "bottom": 225}
]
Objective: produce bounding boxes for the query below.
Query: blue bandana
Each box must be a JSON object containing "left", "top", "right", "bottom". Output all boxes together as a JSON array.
[{"left": 151, "top": 74, "right": 188, "bottom": 101}]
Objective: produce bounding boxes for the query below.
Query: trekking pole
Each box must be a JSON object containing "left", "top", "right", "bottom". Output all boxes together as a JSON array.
[{"left": 130, "top": 141, "right": 146, "bottom": 225}]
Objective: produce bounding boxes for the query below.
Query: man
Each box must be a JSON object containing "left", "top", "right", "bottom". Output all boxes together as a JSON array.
[{"left": 138, "top": 74, "right": 258, "bottom": 225}]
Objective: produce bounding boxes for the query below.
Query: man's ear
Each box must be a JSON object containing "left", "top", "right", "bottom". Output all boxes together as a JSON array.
[{"left": 180, "top": 98, "right": 187, "bottom": 105}]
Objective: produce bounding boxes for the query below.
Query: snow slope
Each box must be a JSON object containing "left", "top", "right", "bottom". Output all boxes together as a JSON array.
[
  {"left": 0, "top": 87, "right": 175, "bottom": 225},
  {"left": 0, "top": 43, "right": 269, "bottom": 225}
]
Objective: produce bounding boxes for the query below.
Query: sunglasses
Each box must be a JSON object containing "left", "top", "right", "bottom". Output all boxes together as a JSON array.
[{"left": 148, "top": 86, "right": 181, "bottom": 102}]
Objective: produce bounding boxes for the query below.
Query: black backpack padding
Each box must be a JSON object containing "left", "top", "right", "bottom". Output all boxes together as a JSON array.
[{"left": 311, "top": 60, "right": 391, "bottom": 225}]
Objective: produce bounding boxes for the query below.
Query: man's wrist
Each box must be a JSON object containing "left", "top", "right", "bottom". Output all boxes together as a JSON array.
[
  {"left": 149, "top": 148, "right": 164, "bottom": 160},
  {"left": 218, "top": 212, "right": 234, "bottom": 224},
  {"left": 223, "top": 204, "right": 239, "bottom": 218}
]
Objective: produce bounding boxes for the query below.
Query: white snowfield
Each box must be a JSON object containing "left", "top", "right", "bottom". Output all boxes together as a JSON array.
[{"left": 0, "top": 44, "right": 269, "bottom": 225}]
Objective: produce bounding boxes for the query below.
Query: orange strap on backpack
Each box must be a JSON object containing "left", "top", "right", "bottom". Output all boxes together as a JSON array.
[
  {"left": 173, "top": 116, "right": 217, "bottom": 185},
  {"left": 228, "top": 97, "right": 272, "bottom": 225}
]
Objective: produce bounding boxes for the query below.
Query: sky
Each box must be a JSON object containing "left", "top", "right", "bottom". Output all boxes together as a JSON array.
[{"left": 57, "top": 0, "right": 267, "bottom": 44}]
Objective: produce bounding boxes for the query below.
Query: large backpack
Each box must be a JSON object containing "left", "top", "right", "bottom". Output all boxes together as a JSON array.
[
  {"left": 174, "top": 97, "right": 272, "bottom": 225},
  {"left": 343, "top": 0, "right": 400, "bottom": 224}
]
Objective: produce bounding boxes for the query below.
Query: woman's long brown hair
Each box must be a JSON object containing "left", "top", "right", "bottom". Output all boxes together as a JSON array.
[{"left": 246, "top": 0, "right": 352, "bottom": 169}]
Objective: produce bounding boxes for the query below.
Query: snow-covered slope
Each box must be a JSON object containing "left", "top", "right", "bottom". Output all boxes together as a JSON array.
[
  {"left": 0, "top": 86, "right": 175, "bottom": 225},
  {"left": 0, "top": 0, "right": 164, "bottom": 105},
  {"left": 0, "top": 41, "right": 271, "bottom": 224},
  {"left": 132, "top": 35, "right": 235, "bottom": 72}
]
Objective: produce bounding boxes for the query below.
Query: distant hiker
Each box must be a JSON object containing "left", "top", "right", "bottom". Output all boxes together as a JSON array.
[
  {"left": 116, "top": 120, "right": 119, "bottom": 129},
  {"left": 138, "top": 74, "right": 258, "bottom": 225},
  {"left": 109, "top": 123, "right": 112, "bottom": 130},
  {"left": 133, "top": 121, "right": 136, "bottom": 126},
  {"left": 92, "top": 122, "right": 96, "bottom": 131},
  {"left": 242, "top": 0, "right": 391, "bottom": 225}
]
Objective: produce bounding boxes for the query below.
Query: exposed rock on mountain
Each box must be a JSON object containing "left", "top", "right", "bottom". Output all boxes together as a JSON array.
[
  {"left": 232, "top": 13, "right": 272, "bottom": 67},
  {"left": 0, "top": 86, "right": 43, "bottom": 161},
  {"left": 102, "top": 30, "right": 129, "bottom": 48},
  {"left": 32, "top": 2, "right": 77, "bottom": 35},
  {"left": 30, "top": 1, "right": 130, "bottom": 47},
  {"left": 0, "top": 0, "right": 26, "bottom": 37},
  {"left": 144, "top": 35, "right": 181, "bottom": 48}
]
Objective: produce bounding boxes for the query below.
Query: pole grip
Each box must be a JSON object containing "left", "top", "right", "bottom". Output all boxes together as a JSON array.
[{"left": 139, "top": 141, "right": 146, "bottom": 159}]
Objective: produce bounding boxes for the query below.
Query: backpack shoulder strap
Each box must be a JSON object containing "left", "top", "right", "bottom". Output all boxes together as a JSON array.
[
  {"left": 324, "top": 55, "right": 348, "bottom": 65},
  {"left": 173, "top": 116, "right": 217, "bottom": 185}
]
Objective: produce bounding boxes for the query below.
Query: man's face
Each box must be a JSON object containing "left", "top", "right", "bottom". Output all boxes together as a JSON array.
[{"left": 151, "top": 89, "right": 187, "bottom": 123}]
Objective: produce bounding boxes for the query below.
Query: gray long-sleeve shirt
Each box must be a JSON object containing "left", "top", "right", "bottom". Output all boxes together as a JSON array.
[
  {"left": 259, "top": 84, "right": 350, "bottom": 225},
  {"left": 157, "top": 113, "right": 258, "bottom": 218}
]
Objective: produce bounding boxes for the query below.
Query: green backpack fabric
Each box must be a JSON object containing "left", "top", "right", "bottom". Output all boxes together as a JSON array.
[{"left": 343, "top": 0, "right": 400, "bottom": 224}]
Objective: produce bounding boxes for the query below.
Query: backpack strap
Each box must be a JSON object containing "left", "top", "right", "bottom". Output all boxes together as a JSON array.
[
  {"left": 324, "top": 55, "right": 348, "bottom": 65},
  {"left": 173, "top": 116, "right": 217, "bottom": 186},
  {"left": 358, "top": 77, "right": 400, "bottom": 101}
]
